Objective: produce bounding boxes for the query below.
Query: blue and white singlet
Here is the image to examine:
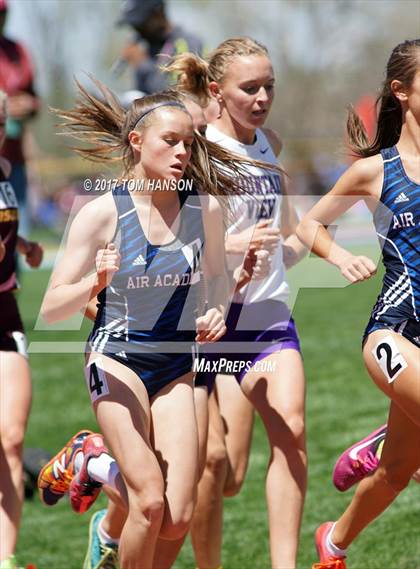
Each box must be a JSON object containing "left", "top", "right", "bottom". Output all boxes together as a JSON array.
[
  {"left": 88, "top": 184, "right": 205, "bottom": 397},
  {"left": 365, "top": 146, "right": 420, "bottom": 345}
]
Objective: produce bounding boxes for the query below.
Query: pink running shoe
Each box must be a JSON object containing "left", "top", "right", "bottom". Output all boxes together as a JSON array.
[
  {"left": 69, "top": 433, "right": 108, "bottom": 514},
  {"left": 333, "top": 424, "right": 387, "bottom": 492},
  {"left": 312, "top": 522, "right": 347, "bottom": 569}
]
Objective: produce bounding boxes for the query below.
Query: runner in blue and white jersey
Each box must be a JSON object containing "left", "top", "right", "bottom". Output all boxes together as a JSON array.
[
  {"left": 298, "top": 39, "right": 420, "bottom": 569},
  {"left": 39, "top": 82, "right": 275, "bottom": 568}
]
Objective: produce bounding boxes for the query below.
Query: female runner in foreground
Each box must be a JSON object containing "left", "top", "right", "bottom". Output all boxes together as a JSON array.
[
  {"left": 297, "top": 39, "right": 420, "bottom": 568},
  {"left": 44, "top": 88, "right": 271, "bottom": 569},
  {"left": 38, "top": 82, "right": 275, "bottom": 569}
]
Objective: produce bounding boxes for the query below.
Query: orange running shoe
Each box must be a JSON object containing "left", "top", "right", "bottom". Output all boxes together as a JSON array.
[
  {"left": 312, "top": 522, "right": 347, "bottom": 569},
  {"left": 37, "top": 430, "right": 92, "bottom": 506}
]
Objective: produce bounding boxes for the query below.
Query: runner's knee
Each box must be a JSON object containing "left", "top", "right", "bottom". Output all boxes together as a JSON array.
[
  {"left": 205, "top": 442, "right": 228, "bottom": 481},
  {"left": 128, "top": 487, "right": 165, "bottom": 531},
  {"left": 223, "top": 458, "right": 247, "bottom": 497},
  {"left": 268, "top": 412, "right": 306, "bottom": 453},
  {"left": 125, "top": 469, "right": 165, "bottom": 530},
  {"left": 159, "top": 498, "right": 195, "bottom": 540},
  {"left": 375, "top": 463, "right": 412, "bottom": 495},
  {"left": 1, "top": 424, "right": 25, "bottom": 461}
]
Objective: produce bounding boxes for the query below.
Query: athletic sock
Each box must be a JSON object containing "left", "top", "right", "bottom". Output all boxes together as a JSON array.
[
  {"left": 74, "top": 450, "right": 119, "bottom": 488},
  {"left": 98, "top": 518, "right": 120, "bottom": 546},
  {"left": 327, "top": 523, "right": 347, "bottom": 558},
  {"left": 87, "top": 454, "right": 119, "bottom": 489}
]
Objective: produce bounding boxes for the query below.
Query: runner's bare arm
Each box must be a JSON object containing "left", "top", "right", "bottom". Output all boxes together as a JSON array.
[
  {"left": 201, "top": 194, "right": 230, "bottom": 315},
  {"left": 279, "top": 166, "right": 307, "bottom": 267},
  {"left": 196, "top": 195, "right": 229, "bottom": 343},
  {"left": 41, "top": 195, "right": 117, "bottom": 323},
  {"left": 83, "top": 297, "right": 99, "bottom": 322},
  {"left": 297, "top": 156, "right": 383, "bottom": 281}
]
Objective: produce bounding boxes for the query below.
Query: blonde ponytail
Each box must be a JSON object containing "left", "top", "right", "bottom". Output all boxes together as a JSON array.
[{"left": 163, "top": 53, "right": 210, "bottom": 106}]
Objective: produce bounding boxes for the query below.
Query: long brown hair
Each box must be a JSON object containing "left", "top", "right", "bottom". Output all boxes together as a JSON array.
[
  {"left": 347, "top": 39, "right": 420, "bottom": 157},
  {"left": 53, "top": 77, "right": 283, "bottom": 203}
]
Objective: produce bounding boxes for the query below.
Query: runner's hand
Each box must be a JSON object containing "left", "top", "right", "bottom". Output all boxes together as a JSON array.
[
  {"left": 25, "top": 241, "right": 43, "bottom": 268},
  {"left": 228, "top": 220, "right": 281, "bottom": 254},
  {"left": 337, "top": 254, "right": 376, "bottom": 283},
  {"left": 243, "top": 248, "right": 271, "bottom": 280},
  {"left": 95, "top": 243, "right": 120, "bottom": 288},
  {"left": 196, "top": 308, "right": 226, "bottom": 344},
  {"left": 251, "top": 220, "right": 281, "bottom": 253}
]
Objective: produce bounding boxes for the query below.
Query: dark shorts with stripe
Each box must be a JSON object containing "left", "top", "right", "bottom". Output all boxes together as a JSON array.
[
  {"left": 363, "top": 315, "right": 420, "bottom": 349},
  {"left": 0, "top": 291, "right": 26, "bottom": 354},
  {"left": 87, "top": 331, "right": 196, "bottom": 400},
  {"left": 195, "top": 299, "right": 301, "bottom": 393}
]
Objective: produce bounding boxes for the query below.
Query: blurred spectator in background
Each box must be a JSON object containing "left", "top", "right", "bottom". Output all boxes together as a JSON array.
[
  {"left": 116, "top": 0, "right": 203, "bottom": 94},
  {"left": 0, "top": 0, "right": 40, "bottom": 237}
]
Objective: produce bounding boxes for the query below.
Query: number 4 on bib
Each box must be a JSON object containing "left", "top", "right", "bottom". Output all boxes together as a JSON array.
[{"left": 85, "top": 360, "right": 110, "bottom": 402}]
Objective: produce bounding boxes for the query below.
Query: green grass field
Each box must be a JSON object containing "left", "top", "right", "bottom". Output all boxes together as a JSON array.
[{"left": 15, "top": 263, "right": 419, "bottom": 569}]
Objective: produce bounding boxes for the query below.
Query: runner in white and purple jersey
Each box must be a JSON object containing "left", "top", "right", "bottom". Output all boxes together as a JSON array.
[
  {"left": 199, "top": 123, "right": 301, "bottom": 381},
  {"left": 167, "top": 37, "right": 308, "bottom": 569}
]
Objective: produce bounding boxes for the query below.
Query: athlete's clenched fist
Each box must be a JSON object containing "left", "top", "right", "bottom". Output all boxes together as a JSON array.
[
  {"left": 251, "top": 248, "right": 271, "bottom": 280},
  {"left": 196, "top": 308, "right": 227, "bottom": 344},
  {"left": 95, "top": 243, "right": 120, "bottom": 288},
  {"left": 337, "top": 254, "right": 376, "bottom": 283}
]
